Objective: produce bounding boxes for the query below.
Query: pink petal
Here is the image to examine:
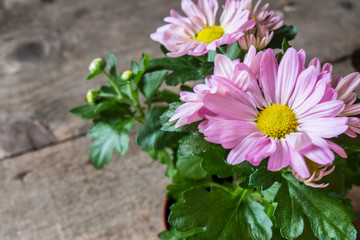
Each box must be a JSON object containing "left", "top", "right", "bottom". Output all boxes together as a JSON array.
[
  {"left": 326, "top": 140, "right": 347, "bottom": 158},
  {"left": 268, "top": 140, "right": 290, "bottom": 171},
  {"left": 288, "top": 66, "right": 317, "bottom": 109},
  {"left": 243, "top": 45, "right": 257, "bottom": 66},
  {"left": 286, "top": 132, "right": 313, "bottom": 151},
  {"left": 298, "top": 100, "right": 345, "bottom": 121},
  {"left": 203, "top": 93, "right": 256, "bottom": 120},
  {"left": 198, "top": 0, "right": 218, "bottom": 26},
  {"left": 297, "top": 49, "right": 306, "bottom": 72},
  {"left": 169, "top": 102, "right": 204, "bottom": 127},
  {"left": 259, "top": 49, "right": 278, "bottom": 103},
  {"left": 294, "top": 80, "right": 327, "bottom": 116},
  {"left": 181, "top": 0, "right": 207, "bottom": 28},
  {"left": 246, "top": 137, "right": 277, "bottom": 164},
  {"left": 220, "top": 0, "right": 239, "bottom": 27},
  {"left": 335, "top": 72, "right": 360, "bottom": 103},
  {"left": 289, "top": 151, "right": 310, "bottom": 179},
  {"left": 214, "top": 54, "right": 236, "bottom": 79},
  {"left": 233, "top": 63, "right": 253, "bottom": 90},
  {"left": 203, "top": 119, "right": 257, "bottom": 148},
  {"left": 299, "top": 117, "right": 348, "bottom": 138},
  {"left": 167, "top": 41, "right": 198, "bottom": 57},
  {"left": 308, "top": 57, "right": 321, "bottom": 73},
  {"left": 227, "top": 132, "right": 262, "bottom": 165},
  {"left": 301, "top": 141, "right": 334, "bottom": 165},
  {"left": 277, "top": 48, "right": 300, "bottom": 105}
]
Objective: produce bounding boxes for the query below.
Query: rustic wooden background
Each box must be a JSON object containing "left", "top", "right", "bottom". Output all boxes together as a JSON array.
[{"left": 0, "top": 0, "right": 359, "bottom": 239}]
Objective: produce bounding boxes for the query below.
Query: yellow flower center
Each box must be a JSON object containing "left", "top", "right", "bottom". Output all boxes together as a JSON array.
[
  {"left": 195, "top": 26, "right": 224, "bottom": 43},
  {"left": 256, "top": 104, "right": 298, "bottom": 139}
]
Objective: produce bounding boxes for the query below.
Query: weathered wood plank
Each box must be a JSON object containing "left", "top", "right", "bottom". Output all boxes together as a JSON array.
[
  {"left": 271, "top": 0, "right": 360, "bottom": 61},
  {"left": 0, "top": 135, "right": 169, "bottom": 240},
  {"left": 0, "top": 0, "right": 359, "bottom": 158},
  {"left": 0, "top": 0, "right": 181, "bottom": 158}
]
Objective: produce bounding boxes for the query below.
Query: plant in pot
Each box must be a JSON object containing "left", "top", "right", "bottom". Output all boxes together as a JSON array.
[{"left": 70, "top": 0, "right": 360, "bottom": 239}]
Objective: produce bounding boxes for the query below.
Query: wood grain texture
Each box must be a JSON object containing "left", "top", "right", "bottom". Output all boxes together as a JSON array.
[
  {"left": 0, "top": 135, "right": 169, "bottom": 240},
  {"left": 0, "top": 0, "right": 359, "bottom": 239},
  {"left": 0, "top": 0, "right": 181, "bottom": 158}
]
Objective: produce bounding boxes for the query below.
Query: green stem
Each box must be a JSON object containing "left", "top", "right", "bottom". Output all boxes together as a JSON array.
[
  {"left": 210, "top": 182, "right": 233, "bottom": 193},
  {"left": 239, "top": 189, "right": 250, "bottom": 202},
  {"left": 98, "top": 93, "right": 117, "bottom": 98},
  {"left": 122, "top": 80, "right": 145, "bottom": 122},
  {"left": 102, "top": 71, "right": 123, "bottom": 99}
]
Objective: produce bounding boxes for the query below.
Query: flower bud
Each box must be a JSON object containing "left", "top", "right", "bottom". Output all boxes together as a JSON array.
[
  {"left": 86, "top": 89, "right": 99, "bottom": 104},
  {"left": 89, "top": 58, "right": 106, "bottom": 73},
  {"left": 121, "top": 70, "right": 134, "bottom": 81}
]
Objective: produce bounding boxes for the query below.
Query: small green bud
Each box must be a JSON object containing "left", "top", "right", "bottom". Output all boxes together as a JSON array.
[
  {"left": 89, "top": 58, "right": 106, "bottom": 73},
  {"left": 121, "top": 70, "right": 134, "bottom": 81},
  {"left": 86, "top": 89, "right": 99, "bottom": 104}
]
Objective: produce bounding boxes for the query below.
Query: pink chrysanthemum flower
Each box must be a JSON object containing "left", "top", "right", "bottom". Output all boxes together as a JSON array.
[
  {"left": 169, "top": 46, "right": 263, "bottom": 128},
  {"left": 201, "top": 48, "right": 348, "bottom": 178},
  {"left": 308, "top": 58, "right": 360, "bottom": 137},
  {"left": 150, "top": 0, "right": 255, "bottom": 57},
  {"left": 238, "top": 0, "right": 283, "bottom": 50}
]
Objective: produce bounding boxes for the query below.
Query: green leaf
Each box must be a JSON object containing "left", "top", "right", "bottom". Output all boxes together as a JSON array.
[
  {"left": 86, "top": 69, "right": 102, "bottom": 80},
  {"left": 133, "top": 53, "right": 150, "bottom": 85},
  {"left": 130, "top": 60, "right": 139, "bottom": 74},
  {"left": 148, "top": 56, "right": 213, "bottom": 86},
  {"left": 274, "top": 173, "right": 357, "bottom": 240},
  {"left": 267, "top": 25, "right": 297, "bottom": 49},
  {"left": 107, "top": 52, "right": 117, "bottom": 77},
  {"left": 207, "top": 51, "right": 217, "bottom": 62},
  {"left": 281, "top": 38, "right": 291, "bottom": 53},
  {"left": 140, "top": 53, "right": 150, "bottom": 70},
  {"left": 318, "top": 164, "right": 345, "bottom": 196},
  {"left": 169, "top": 188, "right": 273, "bottom": 240},
  {"left": 137, "top": 107, "right": 184, "bottom": 150},
  {"left": 166, "top": 177, "right": 212, "bottom": 201},
  {"left": 70, "top": 103, "right": 99, "bottom": 119},
  {"left": 160, "top": 102, "right": 198, "bottom": 133},
  {"left": 296, "top": 217, "right": 317, "bottom": 240},
  {"left": 177, "top": 155, "right": 207, "bottom": 180},
  {"left": 148, "top": 56, "right": 200, "bottom": 72},
  {"left": 140, "top": 70, "right": 167, "bottom": 103},
  {"left": 200, "top": 147, "right": 234, "bottom": 178},
  {"left": 153, "top": 90, "right": 180, "bottom": 103},
  {"left": 69, "top": 101, "right": 131, "bottom": 120},
  {"left": 87, "top": 118, "right": 135, "bottom": 169},
  {"left": 178, "top": 132, "right": 216, "bottom": 157},
  {"left": 249, "top": 160, "right": 282, "bottom": 190},
  {"left": 158, "top": 229, "right": 201, "bottom": 240},
  {"left": 165, "top": 70, "right": 203, "bottom": 86},
  {"left": 226, "top": 42, "right": 241, "bottom": 60},
  {"left": 276, "top": 52, "right": 284, "bottom": 63},
  {"left": 180, "top": 85, "right": 193, "bottom": 92},
  {"left": 262, "top": 182, "right": 281, "bottom": 203},
  {"left": 160, "top": 44, "right": 170, "bottom": 55}
]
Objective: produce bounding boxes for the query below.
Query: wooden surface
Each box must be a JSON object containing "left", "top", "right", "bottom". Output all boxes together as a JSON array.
[{"left": 0, "top": 0, "right": 359, "bottom": 239}]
